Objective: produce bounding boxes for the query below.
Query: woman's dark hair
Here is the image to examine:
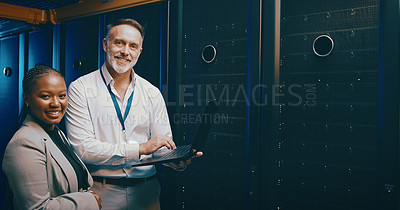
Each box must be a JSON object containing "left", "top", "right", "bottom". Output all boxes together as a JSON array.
[{"left": 15, "top": 65, "right": 64, "bottom": 131}]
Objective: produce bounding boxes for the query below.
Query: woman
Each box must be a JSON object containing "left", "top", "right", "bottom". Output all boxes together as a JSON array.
[{"left": 2, "top": 65, "right": 102, "bottom": 209}]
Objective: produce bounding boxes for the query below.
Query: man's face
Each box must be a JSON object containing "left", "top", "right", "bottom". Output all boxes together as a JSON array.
[{"left": 103, "top": 24, "right": 143, "bottom": 74}]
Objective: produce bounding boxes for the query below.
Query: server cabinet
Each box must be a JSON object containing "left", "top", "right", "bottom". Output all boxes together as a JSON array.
[
  {"left": 0, "top": 34, "right": 20, "bottom": 209},
  {"left": 0, "top": 35, "right": 20, "bottom": 143},
  {"left": 64, "top": 16, "right": 99, "bottom": 86},
  {"left": 28, "top": 27, "right": 53, "bottom": 69},
  {"left": 275, "top": 0, "right": 387, "bottom": 209},
  {"left": 0, "top": 35, "right": 20, "bottom": 150},
  {"left": 165, "top": 0, "right": 249, "bottom": 209}
]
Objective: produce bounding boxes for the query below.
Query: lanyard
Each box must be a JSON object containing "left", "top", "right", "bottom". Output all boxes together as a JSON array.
[{"left": 100, "top": 69, "right": 134, "bottom": 131}]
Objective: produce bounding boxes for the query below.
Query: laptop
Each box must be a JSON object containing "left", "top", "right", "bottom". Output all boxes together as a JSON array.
[{"left": 132, "top": 99, "right": 218, "bottom": 167}]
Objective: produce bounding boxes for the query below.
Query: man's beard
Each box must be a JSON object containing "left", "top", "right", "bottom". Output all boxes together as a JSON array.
[{"left": 107, "top": 53, "right": 133, "bottom": 74}]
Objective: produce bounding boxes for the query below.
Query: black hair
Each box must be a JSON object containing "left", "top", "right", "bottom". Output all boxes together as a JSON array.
[
  {"left": 15, "top": 65, "right": 64, "bottom": 131},
  {"left": 106, "top": 18, "right": 145, "bottom": 40}
]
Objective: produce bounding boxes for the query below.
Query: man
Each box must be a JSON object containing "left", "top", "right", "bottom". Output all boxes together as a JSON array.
[{"left": 66, "top": 18, "right": 201, "bottom": 210}]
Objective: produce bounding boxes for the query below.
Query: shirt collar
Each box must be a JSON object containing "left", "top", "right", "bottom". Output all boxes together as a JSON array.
[
  {"left": 100, "top": 64, "right": 113, "bottom": 86},
  {"left": 101, "top": 63, "right": 136, "bottom": 87}
]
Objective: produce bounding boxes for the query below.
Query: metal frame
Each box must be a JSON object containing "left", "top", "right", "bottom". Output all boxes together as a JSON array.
[
  {"left": 247, "top": 0, "right": 262, "bottom": 208},
  {"left": 160, "top": 1, "right": 183, "bottom": 208},
  {"left": 257, "top": 0, "right": 281, "bottom": 209},
  {"left": 0, "top": 3, "right": 48, "bottom": 24},
  {"left": 18, "top": 32, "right": 27, "bottom": 112},
  {"left": 52, "top": 0, "right": 161, "bottom": 23},
  {"left": 379, "top": 0, "right": 400, "bottom": 209}
]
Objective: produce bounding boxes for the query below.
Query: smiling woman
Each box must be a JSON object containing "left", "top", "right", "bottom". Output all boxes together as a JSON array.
[
  {"left": 23, "top": 69, "right": 68, "bottom": 130},
  {"left": 2, "top": 65, "right": 102, "bottom": 209}
]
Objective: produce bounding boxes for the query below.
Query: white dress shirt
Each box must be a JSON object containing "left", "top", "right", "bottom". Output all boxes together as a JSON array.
[{"left": 66, "top": 64, "right": 172, "bottom": 178}]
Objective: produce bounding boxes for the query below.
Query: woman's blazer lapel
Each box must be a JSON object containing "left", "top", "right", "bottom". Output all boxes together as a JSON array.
[
  {"left": 23, "top": 115, "right": 79, "bottom": 192},
  {"left": 44, "top": 134, "right": 79, "bottom": 192},
  {"left": 58, "top": 130, "right": 93, "bottom": 187}
]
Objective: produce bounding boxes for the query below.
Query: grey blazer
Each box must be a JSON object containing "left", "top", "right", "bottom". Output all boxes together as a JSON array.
[{"left": 2, "top": 115, "right": 99, "bottom": 210}]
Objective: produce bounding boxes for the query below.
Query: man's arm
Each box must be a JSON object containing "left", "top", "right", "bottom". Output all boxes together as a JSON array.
[
  {"left": 66, "top": 79, "right": 139, "bottom": 166},
  {"left": 66, "top": 78, "right": 175, "bottom": 165}
]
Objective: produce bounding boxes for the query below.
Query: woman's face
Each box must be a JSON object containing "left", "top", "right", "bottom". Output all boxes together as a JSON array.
[{"left": 24, "top": 73, "right": 67, "bottom": 130}]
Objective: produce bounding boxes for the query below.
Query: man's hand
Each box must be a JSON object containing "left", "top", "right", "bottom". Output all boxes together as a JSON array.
[
  {"left": 90, "top": 191, "right": 102, "bottom": 209},
  {"left": 139, "top": 135, "right": 176, "bottom": 155},
  {"left": 164, "top": 149, "right": 203, "bottom": 171}
]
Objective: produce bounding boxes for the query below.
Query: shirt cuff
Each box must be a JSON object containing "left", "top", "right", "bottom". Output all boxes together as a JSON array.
[{"left": 125, "top": 143, "right": 140, "bottom": 161}]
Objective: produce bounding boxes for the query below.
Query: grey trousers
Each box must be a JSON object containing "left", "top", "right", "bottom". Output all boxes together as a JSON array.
[{"left": 91, "top": 177, "right": 161, "bottom": 210}]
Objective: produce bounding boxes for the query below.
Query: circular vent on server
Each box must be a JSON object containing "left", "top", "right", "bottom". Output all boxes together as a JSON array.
[
  {"left": 313, "top": 35, "right": 334, "bottom": 57},
  {"left": 202, "top": 45, "right": 217, "bottom": 63},
  {"left": 3, "top": 67, "right": 12, "bottom": 77}
]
